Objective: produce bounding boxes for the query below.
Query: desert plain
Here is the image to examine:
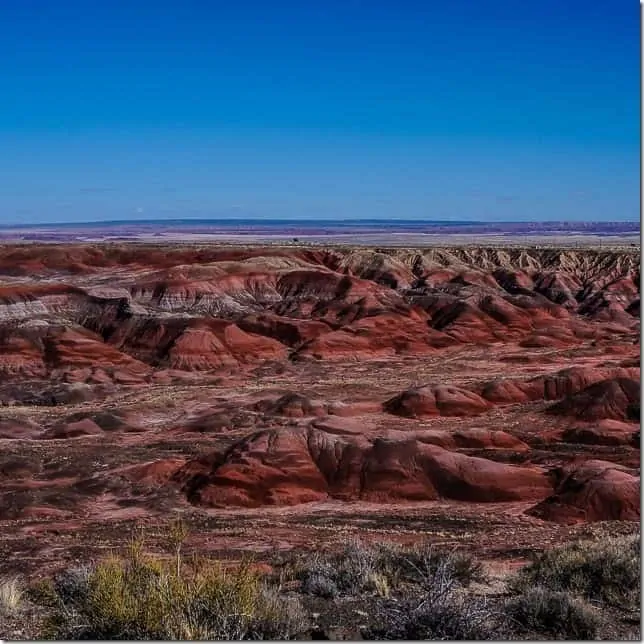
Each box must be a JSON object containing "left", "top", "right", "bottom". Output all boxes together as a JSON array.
[{"left": 0, "top": 240, "right": 639, "bottom": 637}]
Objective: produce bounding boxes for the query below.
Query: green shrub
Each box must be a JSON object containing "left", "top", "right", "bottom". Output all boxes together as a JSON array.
[
  {"left": 505, "top": 587, "right": 600, "bottom": 640},
  {"left": 46, "top": 546, "right": 307, "bottom": 640},
  {"left": 510, "top": 534, "right": 640, "bottom": 609}
]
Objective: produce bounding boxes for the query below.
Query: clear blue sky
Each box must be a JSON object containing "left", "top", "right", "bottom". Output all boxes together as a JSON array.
[{"left": 0, "top": 0, "right": 639, "bottom": 224}]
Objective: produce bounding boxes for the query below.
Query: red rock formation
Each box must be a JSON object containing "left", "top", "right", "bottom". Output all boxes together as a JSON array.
[
  {"left": 173, "top": 427, "right": 551, "bottom": 508},
  {"left": 0, "top": 243, "right": 639, "bottom": 566},
  {"left": 118, "top": 459, "right": 188, "bottom": 486},
  {"left": 383, "top": 385, "right": 492, "bottom": 418},
  {"left": 41, "top": 418, "right": 104, "bottom": 439},
  {"left": 527, "top": 460, "right": 640, "bottom": 523},
  {"left": 0, "top": 323, "right": 149, "bottom": 381},
  {"left": 547, "top": 377, "right": 640, "bottom": 422},
  {"left": 254, "top": 393, "right": 328, "bottom": 418},
  {"left": 480, "top": 366, "right": 640, "bottom": 405},
  {"left": 103, "top": 317, "right": 287, "bottom": 370},
  {"left": 0, "top": 418, "right": 43, "bottom": 439},
  {"left": 40, "top": 410, "right": 141, "bottom": 438},
  {"left": 562, "top": 420, "right": 639, "bottom": 447},
  {"left": 415, "top": 428, "right": 530, "bottom": 451},
  {"left": 236, "top": 313, "right": 330, "bottom": 347},
  {"left": 293, "top": 311, "right": 455, "bottom": 361},
  {"left": 0, "top": 245, "right": 638, "bottom": 378}
]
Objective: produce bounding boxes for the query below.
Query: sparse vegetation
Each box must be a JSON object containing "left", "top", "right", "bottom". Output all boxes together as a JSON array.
[
  {"left": 505, "top": 587, "right": 601, "bottom": 640},
  {"left": 44, "top": 529, "right": 308, "bottom": 640},
  {"left": 5, "top": 532, "right": 640, "bottom": 640},
  {"left": 377, "top": 541, "right": 485, "bottom": 588},
  {"left": 53, "top": 565, "right": 92, "bottom": 606},
  {"left": 378, "top": 595, "right": 504, "bottom": 641},
  {"left": 301, "top": 572, "right": 339, "bottom": 599},
  {"left": 362, "top": 553, "right": 502, "bottom": 640},
  {"left": 0, "top": 577, "right": 23, "bottom": 616},
  {"left": 297, "top": 538, "right": 483, "bottom": 599},
  {"left": 167, "top": 514, "right": 189, "bottom": 577},
  {"left": 509, "top": 534, "right": 640, "bottom": 609}
]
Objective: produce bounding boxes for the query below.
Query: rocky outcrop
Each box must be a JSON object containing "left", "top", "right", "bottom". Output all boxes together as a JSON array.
[
  {"left": 547, "top": 378, "right": 640, "bottom": 422},
  {"left": 527, "top": 460, "right": 640, "bottom": 523},
  {"left": 173, "top": 427, "right": 552, "bottom": 508},
  {"left": 383, "top": 385, "right": 492, "bottom": 418},
  {"left": 480, "top": 366, "right": 640, "bottom": 405}
]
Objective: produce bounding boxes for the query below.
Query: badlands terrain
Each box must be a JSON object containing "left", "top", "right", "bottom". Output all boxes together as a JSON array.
[{"left": 0, "top": 242, "right": 639, "bottom": 584}]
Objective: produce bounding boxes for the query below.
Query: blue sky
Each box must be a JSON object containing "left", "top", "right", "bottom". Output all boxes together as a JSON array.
[{"left": 0, "top": 0, "right": 639, "bottom": 224}]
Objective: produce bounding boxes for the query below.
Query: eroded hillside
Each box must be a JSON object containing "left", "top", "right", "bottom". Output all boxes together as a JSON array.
[{"left": 0, "top": 243, "right": 639, "bottom": 575}]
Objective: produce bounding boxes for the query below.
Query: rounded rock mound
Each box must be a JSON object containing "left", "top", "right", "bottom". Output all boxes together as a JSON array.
[
  {"left": 561, "top": 420, "right": 639, "bottom": 447},
  {"left": 254, "top": 392, "right": 328, "bottom": 418},
  {"left": 172, "top": 427, "right": 551, "bottom": 508},
  {"left": 547, "top": 377, "right": 640, "bottom": 422},
  {"left": 480, "top": 366, "right": 640, "bottom": 405},
  {"left": 383, "top": 385, "right": 492, "bottom": 418},
  {"left": 527, "top": 459, "right": 640, "bottom": 523}
]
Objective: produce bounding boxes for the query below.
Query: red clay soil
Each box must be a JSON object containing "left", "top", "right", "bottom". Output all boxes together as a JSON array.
[{"left": 0, "top": 243, "right": 639, "bottom": 573}]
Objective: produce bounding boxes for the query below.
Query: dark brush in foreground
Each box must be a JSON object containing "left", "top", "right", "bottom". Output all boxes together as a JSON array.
[{"left": 0, "top": 530, "right": 639, "bottom": 640}]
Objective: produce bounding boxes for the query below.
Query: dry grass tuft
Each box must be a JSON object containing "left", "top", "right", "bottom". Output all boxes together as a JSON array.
[
  {"left": 0, "top": 577, "right": 23, "bottom": 615},
  {"left": 296, "top": 538, "right": 484, "bottom": 599}
]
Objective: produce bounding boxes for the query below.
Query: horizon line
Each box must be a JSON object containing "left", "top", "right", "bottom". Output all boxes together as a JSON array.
[{"left": 0, "top": 217, "right": 640, "bottom": 229}]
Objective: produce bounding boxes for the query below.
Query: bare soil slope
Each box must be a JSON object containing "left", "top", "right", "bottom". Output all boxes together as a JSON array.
[{"left": 0, "top": 243, "right": 638, "bottom": 575}]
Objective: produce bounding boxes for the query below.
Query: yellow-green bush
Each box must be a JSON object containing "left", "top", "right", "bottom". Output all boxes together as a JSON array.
[{"left": 48, "top": 543, "right": 307, "bottom": 640}]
